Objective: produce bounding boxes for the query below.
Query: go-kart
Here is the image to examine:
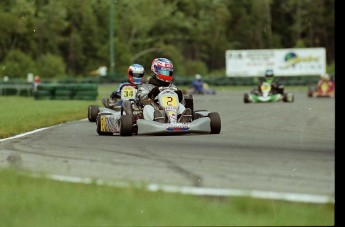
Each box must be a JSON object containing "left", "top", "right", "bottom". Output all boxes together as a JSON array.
[
  {"left": 307, "top": 81, "right": 335, "bottom": 98},
  {"left": 87, "top": 84, "right": 137, "bottom": 122},
  {"left": 243, "top": 82, "right": 294, "bottom": 103},
  {"left": 96, "top": 86, "right": 221, "bottom": 136},
  {"left": 187, "top": 83, "right": 216, "bottom": 95}
]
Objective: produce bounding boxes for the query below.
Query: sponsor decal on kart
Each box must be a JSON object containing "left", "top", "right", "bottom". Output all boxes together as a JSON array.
[
  {"left": 100, "top": 116, "right": 108, "bottom": 132},
  {"left": 164, "top": 106, "right": 178, "bottom": 111},
  {"left": 100, "top": 115, "right": 119, "bottom": 133},
  {"left": 161, "top": 96, "right": 178, "bottom": 107},
  {"left": 107, "top": 117, "right": 119, "bottom": 133},
  {"left": 121, "top": 86, "right": 136, "bottom": 100},
  {"left": 166, "top": 123, "right": 190, "bottom": 132},
  {"left": 261, "top": 83, "right": 271, "bottom": 92},
  {"left": 320, "top": 83, "right": 329, "bottom": 92}
]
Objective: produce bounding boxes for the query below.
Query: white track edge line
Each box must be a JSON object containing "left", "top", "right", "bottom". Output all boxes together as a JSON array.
[
  {"left": 0, "top": 126, "right": 55, "bottom": 142},
  {"left": 0, "top": 119, "right": 88, "bottom": 142},
  {"left": 48, "top": 174, "right": 334, "bottom": 204}
]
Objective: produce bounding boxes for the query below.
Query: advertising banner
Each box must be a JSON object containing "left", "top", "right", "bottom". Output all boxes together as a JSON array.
[{"left": 225, "top": 48, "right": 326, "bottom": 77}]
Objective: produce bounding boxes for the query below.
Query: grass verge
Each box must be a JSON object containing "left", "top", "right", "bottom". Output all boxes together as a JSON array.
[
  {"left": 0, "top": 168, "right": 334, "bottom": 226},
  {"left": 0, "top": 97, "right": 99, "bottom": 139}
]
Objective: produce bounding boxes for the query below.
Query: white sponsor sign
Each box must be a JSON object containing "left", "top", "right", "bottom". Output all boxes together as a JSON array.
[{"left": 225, "top": 48, "right": 326, "bottom": 77}]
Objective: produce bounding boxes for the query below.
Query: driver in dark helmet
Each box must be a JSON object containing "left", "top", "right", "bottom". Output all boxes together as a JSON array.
[
  {"left": 255, "top": 69, "right": 284, "bottom": 95},
  {"left": 136, "top": 58, "right": 192, "bottom": 123}
]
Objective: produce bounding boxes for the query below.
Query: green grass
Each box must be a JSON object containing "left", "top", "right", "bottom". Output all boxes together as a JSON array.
[
  {"left": 0, "top": 169, "right": 334, "bottom": 226},
  {"left": 0, "top": 97, "right": 99, "bottom": 139},
  {"left": 0, "top": 85, "right": 115, "bottom": 139},
  {"left": 0, "top": 84, "right": 334, "bottom": 226}
]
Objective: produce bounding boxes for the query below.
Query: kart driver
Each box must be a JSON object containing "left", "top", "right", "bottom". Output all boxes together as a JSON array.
[
  {"left": 192, "top": 74, "right": 205, "bottom": 94},
  {"left": 136, "top": 57, "right": 192, "bottom": 123},
  {"left": 256, "top": 69, "right": 284, "bottom": 95},
  {"left": 317, "top": 73, "right": 335, "bottom": 94},
  {"left": 108, "top": 63, "right": 145, "bottom": 108}
]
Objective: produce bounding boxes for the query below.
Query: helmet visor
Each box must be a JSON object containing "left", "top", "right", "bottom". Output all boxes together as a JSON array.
[
  {"left": 130, "top": 71, "right": 144, "bottom": 78},
  {"left": 158, "top": 69, "right": 173, "bottom": 76},
  {"left": 132, "top": 77, "right": 143, "bottom": 84},
  {"left": 157, "top": 69, "right": 173, "bottom": 81}
]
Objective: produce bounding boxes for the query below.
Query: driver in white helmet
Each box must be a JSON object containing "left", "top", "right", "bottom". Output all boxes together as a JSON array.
[{"left": 108, "top": 64, "right": 145, "bottom": 109}]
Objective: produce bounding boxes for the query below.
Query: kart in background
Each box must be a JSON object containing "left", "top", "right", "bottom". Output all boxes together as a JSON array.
[
  {"left": 307, "top": 81, "right": 335, "bottom": 98},
  {"left": 187, "top": 83, "right": 216, "bottom": 95},
  {"left": 243, "top": 82, "right": 294, "bottom": 103}
]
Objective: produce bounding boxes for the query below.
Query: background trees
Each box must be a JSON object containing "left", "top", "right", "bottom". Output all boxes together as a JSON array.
[{"left": 0, "top": 0, "right": 334, "bottom": 79}]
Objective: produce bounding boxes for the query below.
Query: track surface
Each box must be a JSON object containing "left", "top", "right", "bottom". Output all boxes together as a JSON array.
[{"left": 0, "top": 90, "right": 335, "bottom": 198}]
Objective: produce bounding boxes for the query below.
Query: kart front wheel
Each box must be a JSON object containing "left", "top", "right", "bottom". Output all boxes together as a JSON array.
[
  {"left": 88, "top": 105, "right": 99, "bottom": 122},
  {"left": 208, "top": 112, "right": 221, "bottom": 134},
  {"left": 283, "top": 93, "right": 294, "bottom": 103},
  {"left": 307, "top": 89, "right": 313, "bottom": 97},
  {"left": 120, "top": 115, "right": 133, "bottom": 136},
  {"left": 243, "top": 94, "right": 250, "bottom": 103}
]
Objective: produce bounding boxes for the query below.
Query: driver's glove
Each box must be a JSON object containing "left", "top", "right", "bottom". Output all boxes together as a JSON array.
[
  {"left": 148, "top": 86, "right": 160, "bottom": 99},
  {"left": 175, "top": 90, "right": 183, "bottom": 102}
]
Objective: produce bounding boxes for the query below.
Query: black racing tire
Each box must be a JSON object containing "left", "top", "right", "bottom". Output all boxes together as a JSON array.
[
  {"left": 88, "top": 105, "right": 99, "bottom": 122},
  {"left": 283, "top": 93, "right": 294, "bottom": 103},
  {"left": 283, "top": 93, "right": 287, "bottom": 102},
  {"left": 184, "top": 95, "right": 194, "bottom": 120},
  {"left": 307, "top": 89, "right": 313, "bottom": 97},
  {"left": 96, "top": 113, "right": 113, "bottom": 136},
  {"left": 243, "top": 93, "right": 250, "bottom": 103},
  {"left": 208, "top": 112, "right": 221, "bottom": 134},
  {"left": 122, "top": 100, "right": 133, "bottom": 116},
  {"left": 120, "top": 115, "right": 133, "bottom": 136},
  {"left": 290, "top": 93, "right": 295, "bottom": 102}
]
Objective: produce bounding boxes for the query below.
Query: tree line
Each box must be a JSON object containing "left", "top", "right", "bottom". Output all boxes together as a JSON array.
[{"left": 0, "top": 0, "right": 334, "bottom": 80}]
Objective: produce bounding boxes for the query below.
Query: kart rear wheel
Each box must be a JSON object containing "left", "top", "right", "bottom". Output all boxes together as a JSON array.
[
  {"left": 283, "top": 93, "right": 294, "bottom": 103},
  {"left": 96, "top": 113, "right": 113, "bottom": 136},
  {"left": 208, "top": 112, "right": 221, "bottom": 134},
  {"left": 243, "top": 94, "right": 250, "bottom": 103},
  {"left": 307, "top": 89, "right": 313, "bottom": 97},
  {"left": 120, "top": 115, "right": 133, "bottom": 136},
  {"left": 88, "top": 105, "right": 99, "bottom": 122}
]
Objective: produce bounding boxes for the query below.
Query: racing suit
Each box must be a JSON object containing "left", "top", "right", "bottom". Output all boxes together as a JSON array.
[
  {"left": 192, "top": 79, "right": 204, "bottom": 93},
  {"left": 256, "top": 79, "right": 284, "bottom": 95},
  {"left": 107, "top": 82, "right": 138, "bottom": 109},
  {"left": 110, "top": 82, "right": 137, "bottom": 100},
  {"left": 136, "top": 77, "right": 187, "bottom": 121}
]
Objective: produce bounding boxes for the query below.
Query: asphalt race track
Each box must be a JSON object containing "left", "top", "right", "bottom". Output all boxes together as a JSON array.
[{"left": 0, "top": 89, "right": 335, "bottom": 202}]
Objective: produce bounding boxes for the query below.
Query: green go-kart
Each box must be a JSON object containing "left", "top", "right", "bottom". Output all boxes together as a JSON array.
[{"left": 243, "top": 82, "right": 294, "bottom": 103}]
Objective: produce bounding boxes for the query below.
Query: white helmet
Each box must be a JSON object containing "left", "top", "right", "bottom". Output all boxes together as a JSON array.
[
  {"left": 321, "top": 73, "right": 330, "bottom": 80},
  {"left": 195, "top": 74, "right": 202, "bottom": 80}
]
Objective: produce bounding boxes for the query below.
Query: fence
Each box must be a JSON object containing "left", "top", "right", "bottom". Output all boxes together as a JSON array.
[
  {"left": 0, "top": 84, "right": 33, "bottom": 96},
  {"left": 0, "top": 83, "right": 98, "bottom": 101},
  {"left": 34, "top": 83, "right": 98, "bottom": 100}
]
